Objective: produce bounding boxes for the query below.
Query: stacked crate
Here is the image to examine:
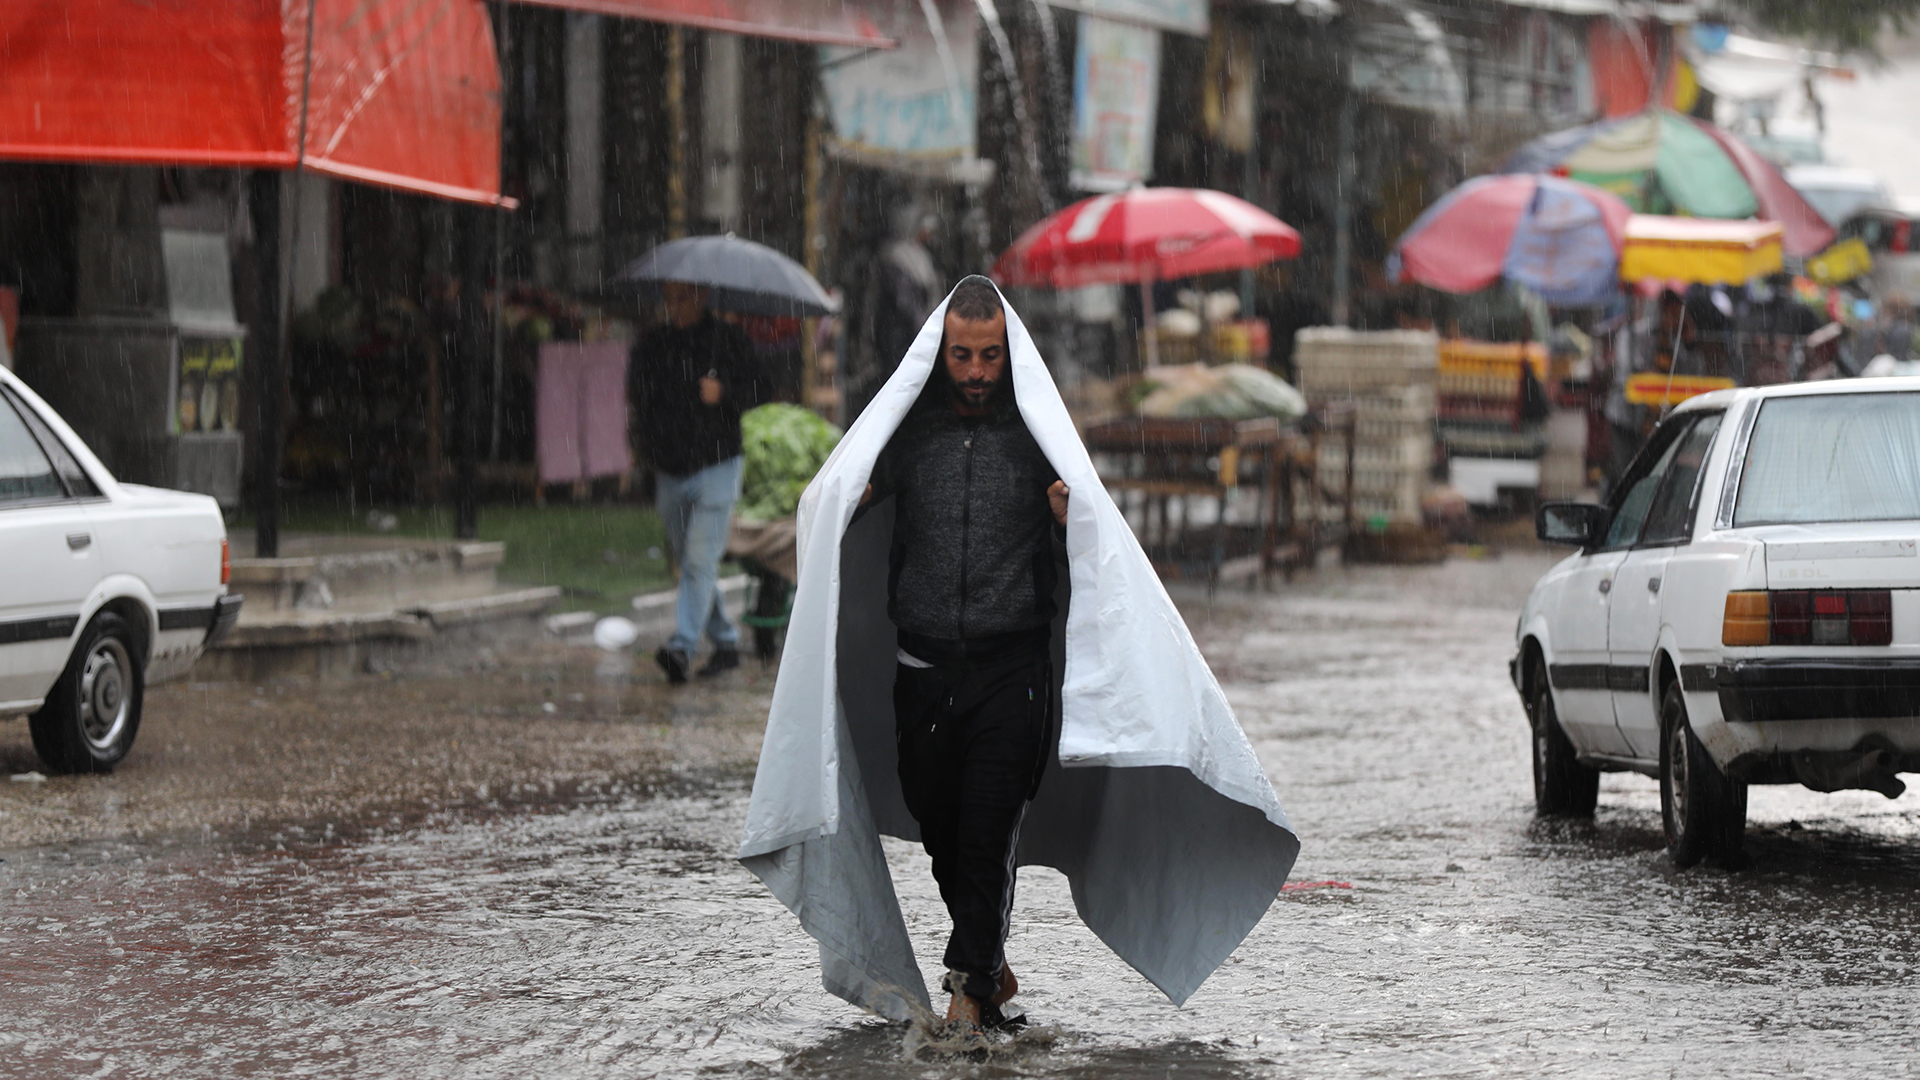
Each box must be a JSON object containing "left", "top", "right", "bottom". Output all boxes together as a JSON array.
[
  {"left": 1435, "top": 339, "right": 1551, "bottom": 459},
  {"left": 1293, "top": 328, "right": 1439, "bottom": 524}
]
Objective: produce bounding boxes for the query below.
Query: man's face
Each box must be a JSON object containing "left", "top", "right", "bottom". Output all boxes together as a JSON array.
[
  {"left": 942, "top": 309, "right": 1008, "bottom": 413},
  {"left": 663, "top": 282, "right": 707, "bottom": 327}
]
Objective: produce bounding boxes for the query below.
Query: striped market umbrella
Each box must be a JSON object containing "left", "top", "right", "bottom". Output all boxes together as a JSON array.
[
  {"left": 1389, "top": 174, "right": 1633, "bottom": 307},
  {"left": 992, "top": 187, "right": 1300, "bottom": 366},
  {"left": 1499, "top": 109, "right": 1835, "bottom": 257}
]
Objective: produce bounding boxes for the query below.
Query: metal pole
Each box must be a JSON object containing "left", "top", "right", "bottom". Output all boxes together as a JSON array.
[
  {"left": 1330, "top": 87, "right": 1356, "bottom": 328},
  {"left": 256, "top": 0, "right": 319, "bottom": 559},
  {"left": 802, "top": 94, "right": 823, "bottom": 416},
  {"left": 455, "top": 206, "right": 489, "bottom": 540},
  {"left": 666, "top": 27, "right": 687, "bottom": 239},
  {"left": 490, "top": 2, "right": 511, "bottom": 461},
  {"left": 249, "top": 171, "right": 283, "bottom": 559},
  {"left": 1139, "top": 275, "right": 1159, "bottom": 369},
  {"left": 1240, "top": 28, "right": 1260, "bottom": 319}
]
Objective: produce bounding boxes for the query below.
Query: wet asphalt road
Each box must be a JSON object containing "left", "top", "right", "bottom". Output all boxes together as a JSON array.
[{"left": 4, "top": 550, "right": 1920, "bottom": 1078}]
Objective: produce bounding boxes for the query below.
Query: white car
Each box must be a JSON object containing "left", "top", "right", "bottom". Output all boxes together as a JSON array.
[
  {"left": 1517, "top": 379, "right": 1920, "bottom": 866},
  {"left": 0, "top": 367, "right": 238, "bottom": 773}
]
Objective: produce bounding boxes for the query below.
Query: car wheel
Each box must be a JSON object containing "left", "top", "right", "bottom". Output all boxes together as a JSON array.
[
  {"left": 1658, "top": 680, "right": 1745, "bottom": 867},
  {"left": 28, "top": 611, "right": 145, "bottom": 775},
  {"left": 1530, "top": 657, "right": 1598, "bottom": 817}
]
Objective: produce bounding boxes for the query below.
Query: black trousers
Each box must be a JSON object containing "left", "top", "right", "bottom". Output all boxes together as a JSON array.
[{"left": 893, "top": 638, "right": 1052, "bottom": 1003}]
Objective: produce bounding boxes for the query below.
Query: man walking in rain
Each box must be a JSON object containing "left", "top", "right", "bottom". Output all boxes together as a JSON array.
[
  {"left": 630, "top": 281, "right": 762, "bottom": 684},
  {"left": 856, "top": 275, "right": 1069, "bottom": 1032}
]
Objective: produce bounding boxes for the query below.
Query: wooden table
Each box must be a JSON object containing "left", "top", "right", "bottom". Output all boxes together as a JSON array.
[{"left": 1082, "top": 412, "right": 1353, "bottom": 587}]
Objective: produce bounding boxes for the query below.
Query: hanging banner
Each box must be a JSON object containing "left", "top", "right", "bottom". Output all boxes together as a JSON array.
[
  {"left": 820, "top": 0, "right": 978, "bottom": 164},
  {"left": 1049, "top": 0, "right": 1205, "bottom": 37},
  {"left": 1070, "top": 15, "right": 1161, "bottom": 193}
]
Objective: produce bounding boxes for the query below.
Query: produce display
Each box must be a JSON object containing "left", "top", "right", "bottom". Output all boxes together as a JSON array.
[
  {"left": 1133, "top": 362, "right": 1307, "bottom": 421},
  {"left": 738, "top": 404, "right": 842, "bottom": 523}
]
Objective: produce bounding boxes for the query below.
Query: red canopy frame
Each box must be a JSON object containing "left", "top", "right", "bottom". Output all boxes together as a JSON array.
[
  {"left": 511, "top": 0, "right": 896, "bottom": 47},
  {"left": 0, "top": 0, "right": 504, "bottom": 205}
]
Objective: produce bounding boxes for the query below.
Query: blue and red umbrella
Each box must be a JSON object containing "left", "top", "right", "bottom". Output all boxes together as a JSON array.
[{"left": 1389, "top": 174, "right": 1633, "bottom": 307}]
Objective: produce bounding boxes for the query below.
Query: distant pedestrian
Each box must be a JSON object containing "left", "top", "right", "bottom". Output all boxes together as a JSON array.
[
  {"left": 629, "top": 282, "right": 765, "bottom": 684},
  {"left": 849, "top": 204, "right": 943, "bottom": 421}
]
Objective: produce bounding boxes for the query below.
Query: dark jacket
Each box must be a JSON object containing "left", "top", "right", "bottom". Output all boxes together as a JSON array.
[
  {"left": 867, "top": 395, "right": 1061, "bottom": 642},
  {"left": 629, "top": 314, "right": 763, "bottom": 477}
]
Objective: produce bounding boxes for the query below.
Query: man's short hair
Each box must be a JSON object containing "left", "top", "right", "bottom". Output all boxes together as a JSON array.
[{"left": 947, "top": 275, "right": 1004, "bottom": 323}]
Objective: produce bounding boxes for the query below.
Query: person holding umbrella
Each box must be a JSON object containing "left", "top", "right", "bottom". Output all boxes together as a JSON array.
[
  {"left": 630, "top": 281, "right": 763, "bottom": 683},
  {"left": 618, "top": 235, "right": 837, "bottom": 685}
]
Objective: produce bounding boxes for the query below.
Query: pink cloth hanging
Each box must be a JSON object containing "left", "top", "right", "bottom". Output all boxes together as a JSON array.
[{"left": 537, "top": 342, "right": 632, "bottom": 484}]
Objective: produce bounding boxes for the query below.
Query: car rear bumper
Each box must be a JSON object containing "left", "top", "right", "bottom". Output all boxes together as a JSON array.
[
  {"left": 1711, "top": 659, "right": 1920, "bottom": 723},
  {"left": 206, "top": 594, "right": 243, "bottom": 646}
]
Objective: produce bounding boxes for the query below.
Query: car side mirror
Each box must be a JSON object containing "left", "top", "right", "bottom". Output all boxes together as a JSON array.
[{"left": 1537, "top": 502, "right": 1607, "bottom": 547}]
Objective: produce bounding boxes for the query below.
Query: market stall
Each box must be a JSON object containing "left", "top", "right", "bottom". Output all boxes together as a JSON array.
[
  {"left": 994, "top": 187, "right": 1318, "bottom": 582},
  {"left": 1080, "top": 414, "right": 1343, "bottom": 587}
]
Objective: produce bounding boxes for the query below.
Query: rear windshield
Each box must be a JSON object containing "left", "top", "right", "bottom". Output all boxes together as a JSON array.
[{"left": 1735, "top": 392, "right": 1920, "bottom": 526}]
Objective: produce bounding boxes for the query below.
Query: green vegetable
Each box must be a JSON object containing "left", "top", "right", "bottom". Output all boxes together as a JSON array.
[{"left": 738, "top": 404, "right": 842, "bottom": 523}]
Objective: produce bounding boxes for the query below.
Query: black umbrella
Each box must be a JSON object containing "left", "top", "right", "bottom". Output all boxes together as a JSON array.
[{"left": 613, "top": 233, "right": 837, "bottom": 317}]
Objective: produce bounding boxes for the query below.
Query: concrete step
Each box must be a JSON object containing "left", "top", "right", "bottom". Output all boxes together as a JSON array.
[
  {"left": 201, "top": 585, "right": 561, "bottom": 682},
  {"left": 228, "top": 535, "right": 504, "bottom": 613}
]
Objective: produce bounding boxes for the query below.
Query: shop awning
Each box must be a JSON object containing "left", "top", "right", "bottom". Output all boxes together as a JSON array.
[
  {"left": 1620, "top": 215, "right": 1784, "bottom": 285},
  {"left": 0, "top": 0, "right": 504, "bottom": 205},
  {"left": 510, "top": 0, "right": 897, "bottom": 47}
]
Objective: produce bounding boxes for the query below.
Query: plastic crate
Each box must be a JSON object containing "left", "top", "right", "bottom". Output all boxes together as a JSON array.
[{"left": 1294, "top": 328, "right": 1439, "bottom": 402}]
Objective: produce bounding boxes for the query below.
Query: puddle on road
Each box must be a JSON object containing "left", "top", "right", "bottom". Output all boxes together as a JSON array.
[
  {"left": 4, "top": 563, "right": 1920, "bottom": 1077},
  {"left": 5, "top": 770, "right": 1919, "bottom": 1079}
]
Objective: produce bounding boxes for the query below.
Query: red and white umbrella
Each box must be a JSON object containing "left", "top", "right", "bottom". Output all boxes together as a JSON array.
[{"left": 993, "top": 187, "right": 1301, "bottom": 366}]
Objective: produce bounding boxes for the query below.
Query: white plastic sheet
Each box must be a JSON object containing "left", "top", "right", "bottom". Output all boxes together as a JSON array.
[{"left": 738, "top": 284, "right": 1298, "bottom": 1018}]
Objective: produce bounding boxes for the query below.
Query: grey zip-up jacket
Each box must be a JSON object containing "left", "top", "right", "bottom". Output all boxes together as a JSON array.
[{"left": 866, "top": 401, "right": 1061, "bottom": 641}]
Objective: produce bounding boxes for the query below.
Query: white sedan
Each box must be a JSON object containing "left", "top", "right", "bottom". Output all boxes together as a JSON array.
[
  {"left": 1518, "top": 379, "right": 1920, "bottom": 866},
  {"left": 0, "top": 367, "right": 238, "bottom": 773}
]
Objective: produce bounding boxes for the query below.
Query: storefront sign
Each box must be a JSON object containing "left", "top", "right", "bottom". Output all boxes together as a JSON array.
[
  {"left": 1624, "top": 371, "right": 1734, "bottom": 406},
  {"left": 1070, "top": 15, "right": 1161, "bottom": 193},
  {"left": 174, "top": 336, "right": 243, "bottom": 436},
  {"left": 820, "top": 0, "right": 978, "bottom": 163},
  {"left": 1049, "top": 0, "right": 1205, "bottom": 37}
]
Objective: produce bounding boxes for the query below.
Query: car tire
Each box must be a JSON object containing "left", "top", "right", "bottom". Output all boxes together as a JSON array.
[
  {"left": 1658, "top": 680, "right": 1745, "bottom": 868},
  {"left": 1530, "top": 657, "right": 1599, "bottom": 817},
  {"left": 28, "top": 611, "right": 145, "bottom": 775}
]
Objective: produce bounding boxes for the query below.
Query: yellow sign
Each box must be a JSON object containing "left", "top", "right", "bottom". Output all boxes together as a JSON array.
[
  {"left": 175, "top": 335, "right": 244, "bottom": 435},
  {"left": 1807, "top": 237, "right": 1873, "bottom": 285},
  {"left": 1624, "top": 372, "right": 1735, "bottom": 406}
]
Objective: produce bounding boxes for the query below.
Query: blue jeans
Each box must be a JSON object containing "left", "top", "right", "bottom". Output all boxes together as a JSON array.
[{"left": 655, "top": 456, "right": 743, "bottom": 654}]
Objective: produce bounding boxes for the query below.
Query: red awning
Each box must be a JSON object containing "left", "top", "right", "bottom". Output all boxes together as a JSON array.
[
  {"left": 512, "top": 0, "right": 896, "bottom": 47},
  {"left": 0, "top": 0, "right": 504, "bottom": 205}
]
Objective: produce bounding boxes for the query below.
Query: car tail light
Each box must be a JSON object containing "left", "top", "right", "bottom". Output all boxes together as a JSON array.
[
  {"left": 1770, "top": 590, "right": 1811, "bottom": 644},
  {"left": 1811, "top": 592, "right": 1849, "bottom": 645},
  {"left": 1850, "top": 590, "right": 1893, "bottom": 645},
  {"left": 1722, "top": 592, "right": 1770, "bottom": 646},
  {"left": 220, "top": 537, "right": 231, "bottom": 586},
  {"left": 1722, "top": 589, "right": 1893, "bottom": 647}
]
